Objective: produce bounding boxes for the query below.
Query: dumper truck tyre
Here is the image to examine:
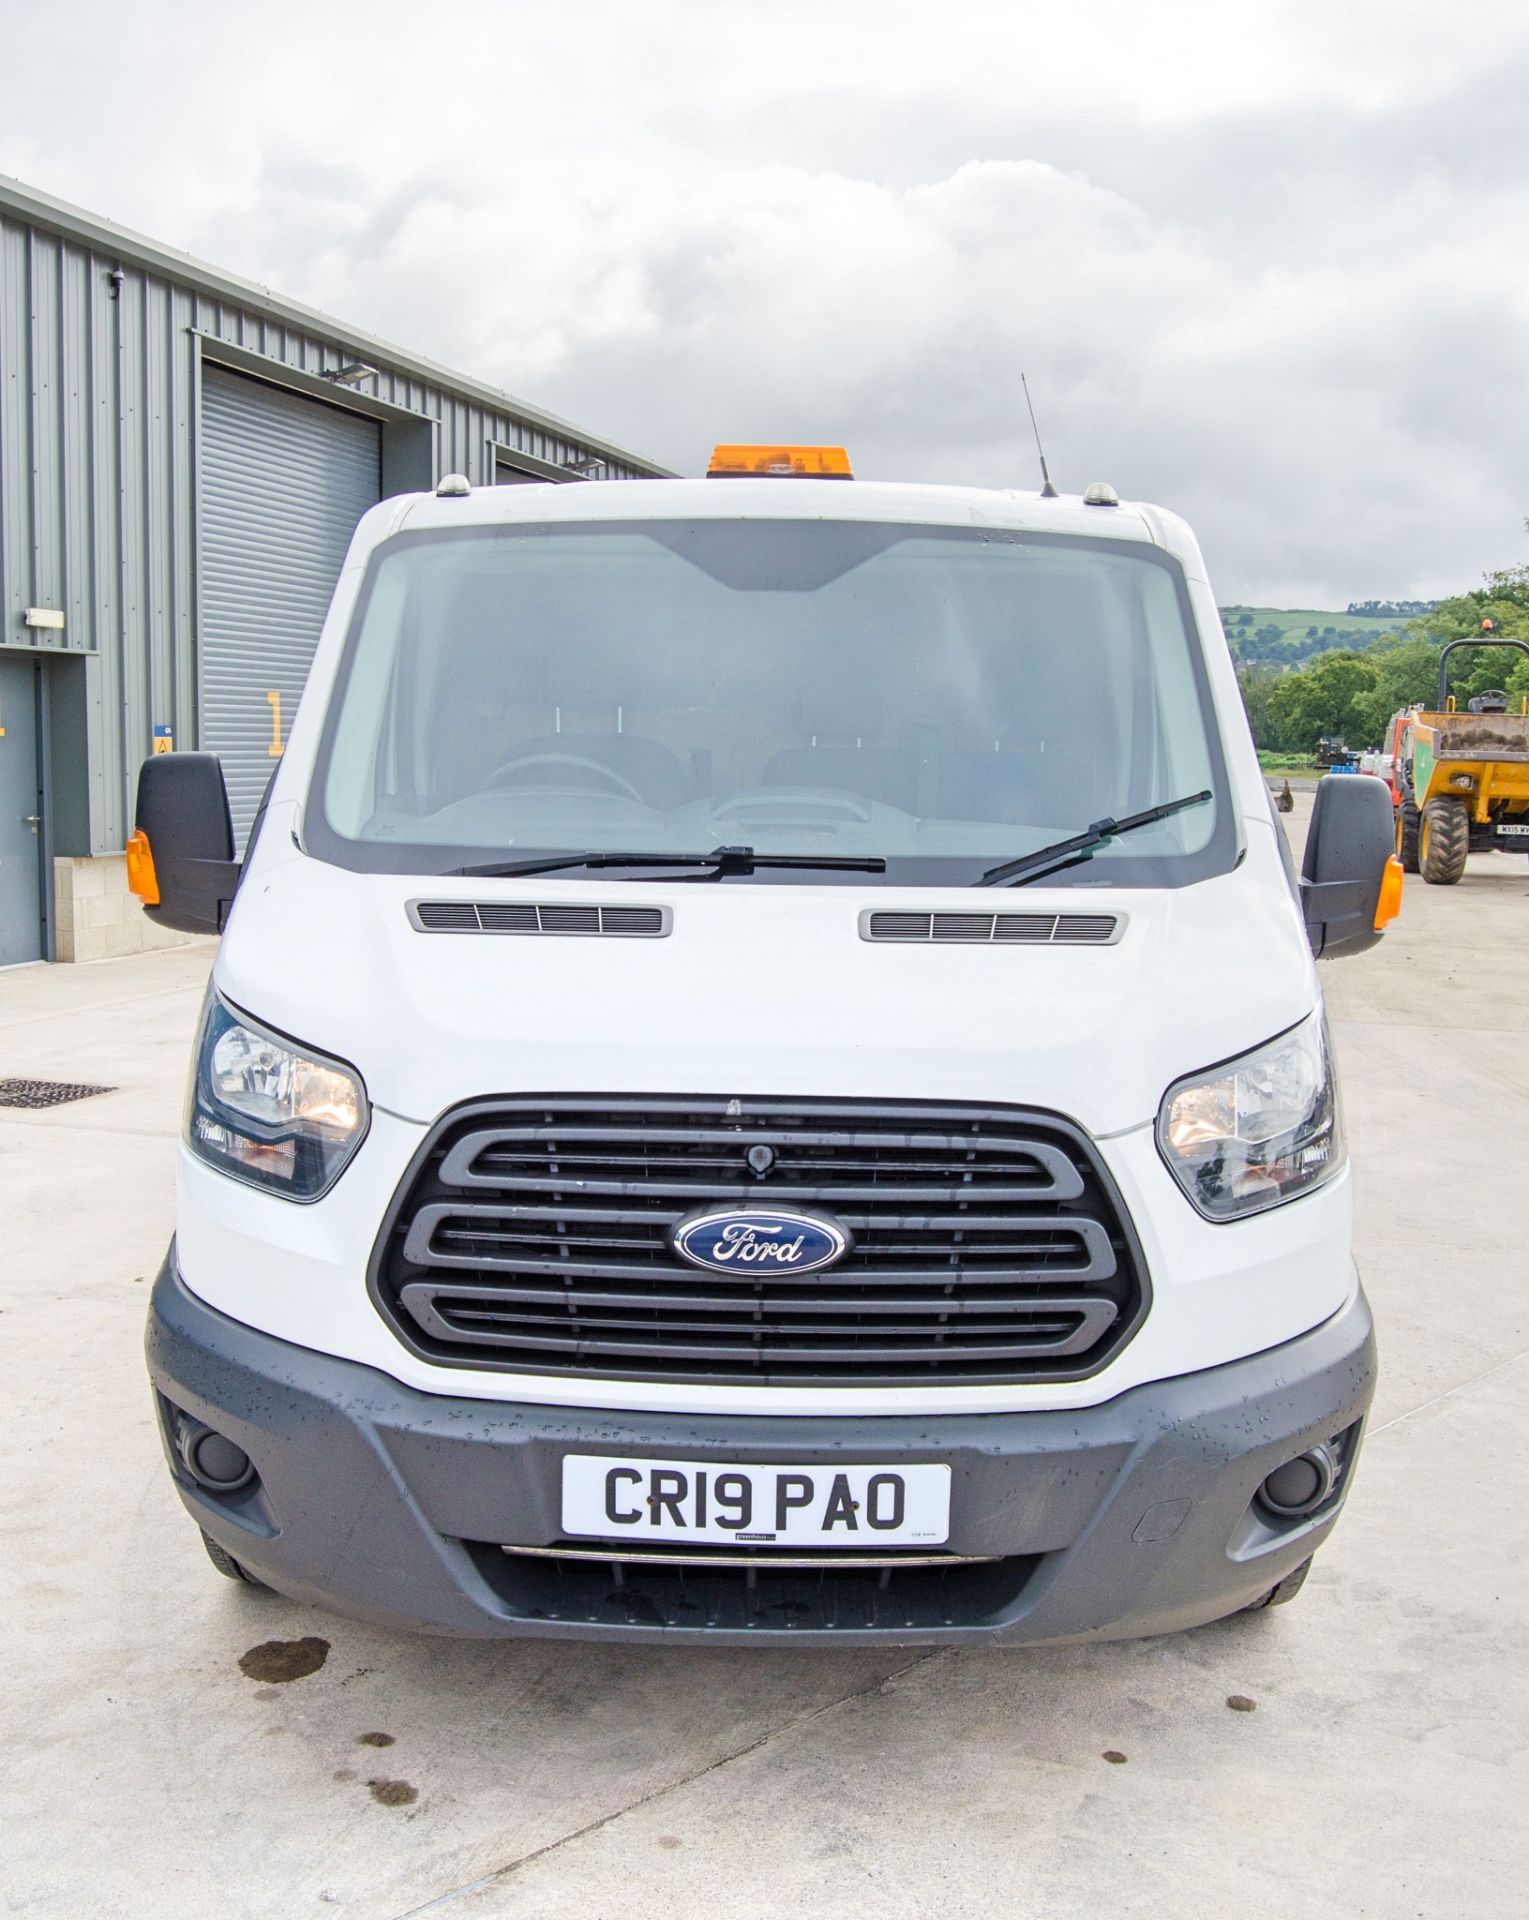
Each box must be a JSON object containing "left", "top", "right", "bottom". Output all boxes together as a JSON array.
[
  {"left": 1396, "top": 798, "right": 1421, "bottom": 873},
  {"left": 1420, "top": 796, "right": 1469, "bottom": 885},
  {"left": 1242, "top": 1555, "right": 1314, "bottom": 1612}
]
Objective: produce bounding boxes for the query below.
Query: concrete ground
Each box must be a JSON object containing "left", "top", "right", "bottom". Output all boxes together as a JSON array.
[{"left": 3, "top": 801, "right": 1527, "bottom": 1918}]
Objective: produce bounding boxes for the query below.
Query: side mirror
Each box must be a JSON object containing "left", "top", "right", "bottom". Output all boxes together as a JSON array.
[
  {"left": 1300, "top": 774, "right": 1401, "bottom": 959},
  {"left": 128, "top": 753, "right": 241, "bottom": 935}
]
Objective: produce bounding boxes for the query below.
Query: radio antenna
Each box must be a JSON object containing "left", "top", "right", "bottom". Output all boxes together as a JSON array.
[{"left": 1022, "top": 373, "right": 1060, "bottom": 498}]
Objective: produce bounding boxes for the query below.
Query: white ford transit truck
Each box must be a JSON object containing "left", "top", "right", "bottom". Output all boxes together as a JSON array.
[{"left": 133, "top": 445, "right": 1401, "bottom": 1644}]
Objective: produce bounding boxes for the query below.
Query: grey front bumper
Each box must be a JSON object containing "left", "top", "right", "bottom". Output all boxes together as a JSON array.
[{"left": 146, "top": 1252, "right": 1376, "bottom": 1646}]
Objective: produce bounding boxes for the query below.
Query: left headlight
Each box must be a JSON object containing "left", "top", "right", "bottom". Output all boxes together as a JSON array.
[
  {"left": 1156, "top": 1012, "right": 1343, "bottom": 1222},
  {"left": 186, "top": 994, "right": 369, "bottom": 1201}
]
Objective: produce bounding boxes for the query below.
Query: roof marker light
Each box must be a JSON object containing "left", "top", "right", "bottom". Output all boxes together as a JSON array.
[
  {"left": 1083, "top": 481, "right": 1120, "bottom": 506},
  {"left": 707, "top": 445, "right": 854, "bottom": 480},
  {"left": 435, "top": 473, "right": 472, "bottom": 497}
]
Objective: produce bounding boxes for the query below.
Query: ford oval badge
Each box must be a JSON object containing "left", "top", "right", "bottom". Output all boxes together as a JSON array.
[{"left": 670, "top": 1207, "right": 850, "bottom": 1275}]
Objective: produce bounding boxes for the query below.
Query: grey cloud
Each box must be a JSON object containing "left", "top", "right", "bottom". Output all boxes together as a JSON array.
[
  {"left": 7, "top": 0, "right": 1529, "bottom": 605},
  {"left": 180, "top": 128, "right": 1529, "bottom": 603},
  {"left": 677, "top": 41, "right": 1529, "bottom": 224}
]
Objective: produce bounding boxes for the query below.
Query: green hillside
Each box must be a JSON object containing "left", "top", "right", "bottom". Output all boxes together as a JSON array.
[{"left": 1218, "top": 607, "right": 1415, "bottom": 665}]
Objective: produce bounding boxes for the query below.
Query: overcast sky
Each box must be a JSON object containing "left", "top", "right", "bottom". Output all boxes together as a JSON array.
[{"left": 4, "top": 0, "right": 1528, "bottom": 605}]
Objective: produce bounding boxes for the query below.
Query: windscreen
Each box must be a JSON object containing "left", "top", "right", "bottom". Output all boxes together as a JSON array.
[{"left": 309, "top": 519, "right": 1233, "bottom": 887}]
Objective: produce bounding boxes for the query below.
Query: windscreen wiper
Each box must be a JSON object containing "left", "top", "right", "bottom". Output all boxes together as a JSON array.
[
  {"left": 976, "top": 791, "right": 1213, "bottom": 889},
  {"left": 450, "top": 844, "right": 888, "bottom": 880}
]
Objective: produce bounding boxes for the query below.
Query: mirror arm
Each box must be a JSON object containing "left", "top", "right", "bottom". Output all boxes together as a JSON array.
[
  {"left": 197, "top": 858, "right": 243, "bottom": 934},
  {"left": 143, "top": 856, "right": 242, "bottom": 936},
  {"left": 1300, "top": 876, "right": 1376, "bottom": 958}
]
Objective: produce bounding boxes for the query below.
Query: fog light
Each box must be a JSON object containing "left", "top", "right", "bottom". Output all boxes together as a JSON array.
[
  {"left": 178, "top": 1419, "right": 255, "bottom": 1493},
  {"left": 1257, "top": 1443, "right": 1338, "bottom": 1519}
]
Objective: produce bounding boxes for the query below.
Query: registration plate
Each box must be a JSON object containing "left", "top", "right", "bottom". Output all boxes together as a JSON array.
[
  {"left": 561, "top": 1455, "right": 951, "bottom": 1548},
  {"left": 1496, "top": 823, "right": 1529, "bottom": 838}
]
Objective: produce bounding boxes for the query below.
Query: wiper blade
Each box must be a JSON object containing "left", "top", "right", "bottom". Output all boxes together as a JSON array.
[
  {"left": 976, "top": 791, "right": 1213, "bottom": 889},
  {"left": 450, "top": 844, "right": 887, "bottom": 880}
]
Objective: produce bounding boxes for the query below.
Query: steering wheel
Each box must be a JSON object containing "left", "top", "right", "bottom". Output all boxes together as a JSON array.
[{"left": 483, "top": 752, "right": 645, "bottom": 805}]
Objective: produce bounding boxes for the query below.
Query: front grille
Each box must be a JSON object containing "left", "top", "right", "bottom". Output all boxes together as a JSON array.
[
  {"left": 371, "top": 1097, "right": 1147, "bottom": 1386},
  {"left": 467, "top": 1541, "right": 1041, "bottom": 1631}
]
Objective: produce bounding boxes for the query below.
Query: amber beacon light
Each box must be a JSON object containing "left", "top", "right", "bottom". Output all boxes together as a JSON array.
[{"left": 707, "top": 444, "right": 854, "bottom": 479}]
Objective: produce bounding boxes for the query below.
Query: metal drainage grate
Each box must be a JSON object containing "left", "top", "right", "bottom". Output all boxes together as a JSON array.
[{"left": 0, "top": 1078, "right": 115, "bottom": 1109}]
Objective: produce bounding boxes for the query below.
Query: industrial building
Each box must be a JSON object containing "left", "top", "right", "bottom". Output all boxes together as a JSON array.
[{"left": 0, "top": 176, "right": 670, "bottom": 965}]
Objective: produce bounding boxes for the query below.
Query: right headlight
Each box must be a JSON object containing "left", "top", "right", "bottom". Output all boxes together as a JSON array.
[
  {"left": 186, "top": 993, "right": 369, "bottom": 1201},
  {"left": 1156, "top": 1013, "right": 1343, "bottom": 1221}
]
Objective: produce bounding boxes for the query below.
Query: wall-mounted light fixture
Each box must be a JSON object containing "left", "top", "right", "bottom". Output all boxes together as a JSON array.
[{"left": 324, "top": 362, "right": 379, "bottom": 387}]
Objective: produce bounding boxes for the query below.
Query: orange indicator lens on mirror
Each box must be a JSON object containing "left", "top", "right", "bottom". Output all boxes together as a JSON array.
[
  {"left": 126, "top": 829, "right": 160, "bottom": 906},
  {"left": 707, "top": 444, "right": 854, "bottom": 479}
]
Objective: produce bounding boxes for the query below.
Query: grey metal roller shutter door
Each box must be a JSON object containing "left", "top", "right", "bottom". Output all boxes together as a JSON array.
[{"left": 199, "top": 366, "right": 381, "bottom": 845}]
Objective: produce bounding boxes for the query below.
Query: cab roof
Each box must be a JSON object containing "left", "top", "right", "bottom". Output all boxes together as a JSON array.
[{"left": 394, "top": 475, "right": 1170, "bottom": 549}]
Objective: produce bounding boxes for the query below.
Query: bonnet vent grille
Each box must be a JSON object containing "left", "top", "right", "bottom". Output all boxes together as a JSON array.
[
  {"left": 411, "top": 902, "right": 669, "bottom": 937},
  {"left": 863, "top": 912, "right": 1119, "bottom": 945}
]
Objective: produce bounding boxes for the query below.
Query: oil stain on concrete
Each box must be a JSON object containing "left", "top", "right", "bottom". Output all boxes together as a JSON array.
[
  {"left": 367, "top": 1779, "right": 419, "bottom": 1808},
  {"left": 238, "top": 1637, "right": 330, "bottom": 1683}
]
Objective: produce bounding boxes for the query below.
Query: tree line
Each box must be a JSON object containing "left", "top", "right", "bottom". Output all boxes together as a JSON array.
[
  {"left": 1226, "top": 620, "right": 1404, "bottom": 666},
  {"left": 1235, "top": 566, "right": 1529, "bottom": 754}
]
